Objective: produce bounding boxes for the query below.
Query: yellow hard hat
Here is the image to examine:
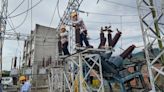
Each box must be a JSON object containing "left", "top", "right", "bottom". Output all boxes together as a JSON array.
[
  {"left": 71, "top": 11, "right": 77, "bottom": 17},
  {"left": 19, "top": 76, "right": 26, "bottom": 81}
]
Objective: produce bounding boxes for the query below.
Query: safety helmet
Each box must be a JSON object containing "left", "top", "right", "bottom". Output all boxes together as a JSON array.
[
  {"left": 60, "top": 25, "right": 66, "bottom": 32},
  {"left": 19, "top": 76, "right": 26, "bottom": 81},
  {"left": 71, "top": 11, "right": 77, "bottom": 17},
  {"left": 60, "top": 24, "right": 66, "bottom": 30}
]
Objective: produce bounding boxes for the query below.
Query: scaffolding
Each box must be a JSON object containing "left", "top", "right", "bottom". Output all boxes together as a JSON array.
[
  {"left": 137, "top": 0, "right": 164, "bottom": 91},
  {"left": 48, "top": 67, "right": 64, "bottom": 92},
  {"left": 63, "top": 48, "right": 106, "bottom": 92}
]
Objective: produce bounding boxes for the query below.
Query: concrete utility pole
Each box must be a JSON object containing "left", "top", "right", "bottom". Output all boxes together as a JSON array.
[{"left": 0, "top": 0, "right": 8, "bottom": 80}]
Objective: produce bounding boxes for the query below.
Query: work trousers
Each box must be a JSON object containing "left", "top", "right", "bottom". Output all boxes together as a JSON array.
[
  {"left": 75, "top": 27, "right": 89, "bottom": 47},
  {"left": 62, "top": 41, "right": 70, "bottom": 55}
]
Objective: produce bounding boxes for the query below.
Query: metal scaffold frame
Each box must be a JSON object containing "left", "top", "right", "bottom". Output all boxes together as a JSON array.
[
  {"left": 137, "top": 0, "right": 164, "bottom": 91},
  {"left": 48, "top": 67, "right": 64, "bottom": 92},
  {"left": 0, "top": 0, "right": 8, "bottom": 80},
  {"left": 49, "top": 0, "right": 88, "bottom": 92},
  {"left": 63, "top": 49, "right": 105, "bottom": 92}
]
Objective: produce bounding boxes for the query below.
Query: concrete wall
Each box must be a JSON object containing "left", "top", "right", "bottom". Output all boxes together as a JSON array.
[
  {"left": 32, "top": 24, "right": 58, "bottom": 73},
  {"left": 33, "top": 24, "right": 58, "bottom": 65},
  {"left": 31, "top": 24, "right": 58, "bottom": 92},
  {"left": 22, "top": 24, "right": 59, "bottom": 92}
]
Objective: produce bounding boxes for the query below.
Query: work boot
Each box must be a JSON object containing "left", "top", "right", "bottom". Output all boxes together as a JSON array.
[
  {"left": 99, "top": 45, "right": 105, "bottom": 49},
  {"left": 76, "top": 43, "right": 81, "bottom": 47},
  {"left": 86, "top": 45, "right": 93, "bottom": 48}
]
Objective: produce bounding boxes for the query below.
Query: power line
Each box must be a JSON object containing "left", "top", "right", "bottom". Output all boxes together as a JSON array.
[
  {"left": 49, "top": 0, "right": 59, "bottom": 27},
  {"left": 57, "top": 0, "right": 62, "bottom": 21},
  {"left": 6, "top": 0, "right": 30, "bottom": 31},
  {"left": 7, "top": 0, "right": 43, "bottom": 18},
  {"left": 103, "top": 0, "right": 137, "bottom": 9},
  {"left": 31, "top": 0, "right": 33, "bottom": 30},
  {"left": 6, "top": 0, "right": 30, "bottom": 54},
  {"left": 8, "top": 0, "right": 26, "bottom": 16},
  {"left": 85, "top": 20, "right": 139, "bottom": 24},
  {"left": 7, "top": 19, "right": 23, "bottom": 54},
  {"left": 42, "top": 0, "right": 59, "bottom": 46},
  {"left": 79, "top": 10, "right": 138, "bottom": 17}
]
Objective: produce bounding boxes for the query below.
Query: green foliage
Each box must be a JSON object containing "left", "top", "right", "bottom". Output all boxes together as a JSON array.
[{"left": 2, "top": 71, "right": 10, "bottom": 77}]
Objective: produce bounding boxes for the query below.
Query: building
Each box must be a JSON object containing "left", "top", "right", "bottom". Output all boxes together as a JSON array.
[{"left": 22, "top": 24, "right": 59, "bottom": 91}]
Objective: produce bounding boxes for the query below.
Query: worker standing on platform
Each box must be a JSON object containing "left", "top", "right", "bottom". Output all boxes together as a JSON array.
[
  {"left": 19, "top": 76, "right": 31, "bottom": 92},
  {"left": 71, "top": 11, "right": 93, "bottom": 48},
  {"left": 60, "top": 25, "right": 70, "bottom": 55}
]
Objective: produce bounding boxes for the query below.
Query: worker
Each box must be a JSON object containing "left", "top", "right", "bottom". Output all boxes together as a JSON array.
[
  {"left": 71, "top": 11, "right": 93, "bottom": 48},
  {"left": 60, "top": 25, "right": 70, "bottom": 55},
  {"left": 19, "top": 75, "right": 31, "bottom": 92}
]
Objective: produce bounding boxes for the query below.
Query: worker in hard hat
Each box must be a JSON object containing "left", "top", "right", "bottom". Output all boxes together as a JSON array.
[
  {"left": 71, "top": 11, "right": 93, "bottom": 48},
  {"left": 60, "top": 25, "right": 70, "bottom": 55},
  {"left": 19, "top": 76, "right": 31, "bottom": 92}
]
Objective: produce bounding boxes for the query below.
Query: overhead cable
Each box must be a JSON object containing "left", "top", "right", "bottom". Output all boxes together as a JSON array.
[
  {"left": 49, "top": 0, "right": 58, "bottom": 26},
  {"left": 8, "top": 0, "right": 26, "bottom": 16},
  {"left": 103, "top": 0, "right": 137, "bottom": 9},
  {"left": 79, "top": 10, "right": 138, "bottom": 16},
  {"left": 7, "top": 0, "right": 43, "bottom": 18},
  {"left": 6, "top": 0, "right": 29, "bottom": 31}
]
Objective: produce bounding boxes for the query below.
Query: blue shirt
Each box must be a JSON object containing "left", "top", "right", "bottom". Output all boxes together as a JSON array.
[{"left": 20, "top": 81, "right": 31, "bottom": 92}]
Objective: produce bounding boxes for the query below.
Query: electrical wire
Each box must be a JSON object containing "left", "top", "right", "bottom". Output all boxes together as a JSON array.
[
  {"left": 57, "top": 0, "right": 62, "bottom": 21},
  {"left": 85, "top": 20, "right": 139, "bottom": 24},
  {"left": 31, "top": 0, "right": 33, "bottom": 30},
  {"left": 103, "top": 0, "right": 137, "bottom": 9},
  {"left": 6, "top": 0, "right": 30, "bottom": 31},
  {"left": 6, "top": 0, "right": 30, "bottom": 55},
  {"left": 49, "top": 0, "right": 58, "bottom": 27},
  {"left": 7, "top": 19, "right": 23, "bottom": 55},
  {"left": 7, "top": 0, "right": 26, "bottom": 16},
  {"left": 7, "top": 0, "right": 43, "bottom": 18},
  {"left": 42, "top": 0, "right": 59, "bottom": 46},
  {"left": 79, "top": 10, "right": 138, "bottom": 17}
]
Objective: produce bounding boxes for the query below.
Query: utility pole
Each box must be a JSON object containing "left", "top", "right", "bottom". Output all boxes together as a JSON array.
[{"left": 0, "top": 0, "right": 8, "bottom": 82}]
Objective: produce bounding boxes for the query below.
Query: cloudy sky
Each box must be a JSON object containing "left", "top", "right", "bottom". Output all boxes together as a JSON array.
[{"left": 2, "top": 0, "right": 144, "bottom": 70}]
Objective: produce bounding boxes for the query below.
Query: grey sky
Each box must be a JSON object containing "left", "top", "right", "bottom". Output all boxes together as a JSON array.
[{"left": 2, "top": 0, "right": 144, "bottom": 70}]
